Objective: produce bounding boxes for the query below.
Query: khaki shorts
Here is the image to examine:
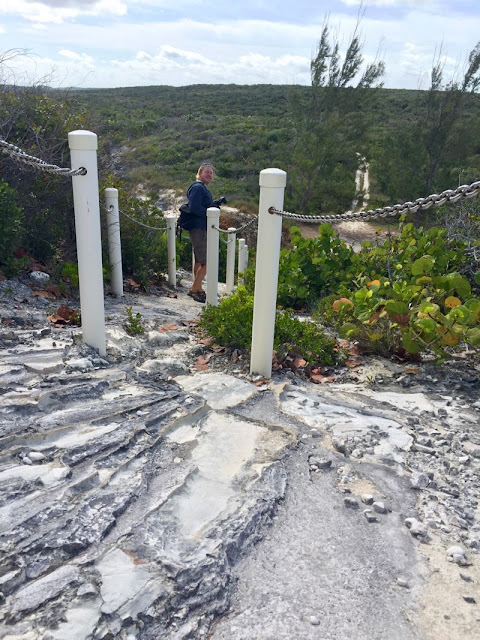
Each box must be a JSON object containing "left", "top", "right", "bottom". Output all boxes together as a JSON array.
[{"left": 189, "top": 228, "right": 207, "bottom": 264}]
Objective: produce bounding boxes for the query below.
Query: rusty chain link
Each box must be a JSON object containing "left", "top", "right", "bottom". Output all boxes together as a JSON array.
[
  {"left": 269, "top": 180, "right": 480, "bottom": 223},
  {"left": 0, "top": 138, "right": 86, "bottom": 177}
]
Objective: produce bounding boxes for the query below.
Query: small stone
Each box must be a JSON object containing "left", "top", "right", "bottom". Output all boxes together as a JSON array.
[
  {"left": 460, "top": 573, "right": 472, "bottom": 582},
  {"left": 307, "top": 616, "right": 320, "bottom": 626},
  {"left": 452, "top": 554, "right": 468, "bottom": 566},
  {"left": 405, "top": 518, "right": 427, "bottom": 538},
  {"left": 404, "top": 517, "right": 417, "bottom": 529},
  {"left": 28, "top": 451, "right": 45, "bottom": 462},
  {"left": 396, "top": 577, "right": 409, "bottom": 588},
  {"left": 361, "top": 494, "right": 374, "bottom": 505},
  {"left": 344, "top": 497, "right": 359, "bottom": 509},
  {"left": 173, "top": 457, "right": 183, "bottom": 464},
  {"left": 30, "top": 270, "right": 50, "bottom": 283},
  {"left": 447, "top": 546, "right": 466, "bottom": 560},
  {"left": 463, "top": 595, "right": 476, "bottom": 604},
  {"left": 309, "top": 457, "right": 332, "bottom": 470},
  {"left": 373, "top": 501, "right": 387, "bottom": 514},
  {"left": 333, "top": 438, "right": 348, "bottom": 454},
  {"left": 410, "top": 472, "right": 430, "bottom": 489},
  {"left": 310, "top": 429, "right": 321, "bottom": 439},
  {"left": 22, "top": 456, "right": 33, "bottom": 465},
  {"left": 364, "top": 509, "right": 377, "bottom": 523}
]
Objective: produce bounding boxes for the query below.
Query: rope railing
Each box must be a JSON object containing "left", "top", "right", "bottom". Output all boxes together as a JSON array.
[
  {"left": 268, "top": 180, "right": 480, "bottom": 223},
  {"left": 0, "top": 137, "right": 87, "bottom": 177},
  {"left": 115, "top": 205, "right": 168, "bottom": 232}
]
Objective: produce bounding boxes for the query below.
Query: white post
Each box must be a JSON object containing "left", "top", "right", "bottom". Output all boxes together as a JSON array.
[
  {"left": 250, "top": 168, "right": 286, "bottom": 378},
  {"left": 238, "top": 238, "right": 247, "bottom": 284},
  {"left": 166, "top": 215, "right": 177, "bottom": 287},
  {"left": 104, "top": 188, "right": 123, "bottom": 297},
  {"left": 68, "top": 130, "right": 106, "bottom": 357},
  {"left": 225, "top": 227, "right": 236, "bottom": 294},
  {"left": 206, "top": 207, "right": 220, "bottom": 306}
]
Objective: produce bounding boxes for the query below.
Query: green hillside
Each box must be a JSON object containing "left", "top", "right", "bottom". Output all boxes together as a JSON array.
[{"left": 74, "top": 83, "right": 480, "bottom": 211}]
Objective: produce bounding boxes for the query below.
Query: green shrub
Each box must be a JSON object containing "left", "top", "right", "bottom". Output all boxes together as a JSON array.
[
  {"left": 277, "top": 224, "right": 355, "bottom": 309},
  {"left": 61, "top": 261, "right": 79, "bottom": 288},
  {"left": 199, "top": 286, "right": 338, "bottom": 366},
  {"left": 327, "top": 271, "right": 480, "bottom": 360},
  {"left": 200, "top": 287, "right": 254, "bottom": 350},
  {"left": 124, "top": 306, "right": 144, "bottom": 335},
  {"left": 0, "top": 180, "right": 24, "bottom": 268}
]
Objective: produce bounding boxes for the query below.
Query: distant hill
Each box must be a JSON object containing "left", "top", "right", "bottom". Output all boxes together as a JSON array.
[{"left": 72, "top": 84, "right": 480, "bottom": 209}]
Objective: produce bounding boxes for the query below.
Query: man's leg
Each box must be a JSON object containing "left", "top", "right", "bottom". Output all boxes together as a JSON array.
[{"left": 191, "top": 263, "right": 206, "bottom": 292}]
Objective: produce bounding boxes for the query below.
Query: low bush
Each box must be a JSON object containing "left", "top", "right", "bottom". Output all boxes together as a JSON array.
[
  {"left": 199, "top": 287, "right": 338, "bottom": 366},
  {"left": 326, "top": 270, "right": 480, "bottom": 360}
]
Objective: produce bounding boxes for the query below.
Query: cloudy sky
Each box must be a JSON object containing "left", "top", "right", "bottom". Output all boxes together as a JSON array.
[{"left": 0, "top": 0, "right": 479, "bottom": 90}]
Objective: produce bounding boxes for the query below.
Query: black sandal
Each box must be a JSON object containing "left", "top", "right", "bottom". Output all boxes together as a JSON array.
[{"left": 188, "top": 291, "right": 206, "bottom": 302}]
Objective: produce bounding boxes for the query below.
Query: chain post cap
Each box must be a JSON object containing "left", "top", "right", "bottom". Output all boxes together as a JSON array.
[
  {"left": 104, "top": 188, "right": 118, "bottom": 199},
  {"left": 259, "top": 168, "right": 287, "bottom": 189},
  {"left": 207, "top": 207, "right": 220, "bottom": 218},
  {"left": 68, "top": 130, "right": 98, "bottom": 151}
]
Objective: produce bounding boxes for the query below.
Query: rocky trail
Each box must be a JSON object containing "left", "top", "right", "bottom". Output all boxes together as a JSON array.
[{"left": 0, "top": 275, "right": 479, "bottom": 640}]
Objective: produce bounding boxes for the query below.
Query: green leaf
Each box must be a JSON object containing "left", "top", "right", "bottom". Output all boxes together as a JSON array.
[
  {"left": 384, "top": 300, "right": 409, "bottom": 315},
  {"left": 466, "top": 328, "right": 480, "bottom": 346},
  {"left": 415, "top": 276, "right": 432, "bottom": 285},
  {"left": 339, "top": 322, "right": 358, "bottom": 339},
  {"left": 419, "top": 301, "right": 440, "bottom": 317},
  {"left": 475, "top": 271, "right": 480, "bottom": 286},
  {"left": 446, "top": 306, "right": 471, "bottom": 325},
  {"left": 401, "top": 333, "right": 420, "bottom": 354},
  {"left": 411, "top": 256, "right": 434, "bottom": 276},
  {"left": 464, "top": 298, "right": 480, "bottom": 323},
  {"left": 444, "top": 273, "right": 471, "bottom": 298},
  {"left": 415, "top": 317, "right": 437, "bottom": 335}
]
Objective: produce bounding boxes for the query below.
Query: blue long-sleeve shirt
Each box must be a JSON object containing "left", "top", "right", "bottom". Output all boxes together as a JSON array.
[{"left": 187, "top": 181, "right": 214, "bottom": 230}]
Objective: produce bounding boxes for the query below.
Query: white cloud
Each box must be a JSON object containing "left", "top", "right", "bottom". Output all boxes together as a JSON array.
[
  {"left": 59, "top": 49, "right": 95, "bottom": 66},
  {"left": 0, "top": 0, "right": 127, "bottom": 23},
  {"left": 103, "top": 45, "right": 310, "bottom": 87},
  {"left": 1, "top": 4, "right": 479, "bottom": 89}
]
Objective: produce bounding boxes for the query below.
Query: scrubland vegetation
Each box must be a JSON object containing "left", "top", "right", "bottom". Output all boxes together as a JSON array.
[{"left": 1, "top": 33, "right": 479, "bottom": 363}]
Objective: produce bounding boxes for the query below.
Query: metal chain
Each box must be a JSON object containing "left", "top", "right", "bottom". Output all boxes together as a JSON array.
[
  {"left": 212, "top": 215, "right": 258, "bottom": 235},
  {"left": 269, "top": 180, "right": 480, "bottom": 223},
  {"left": 0, "top": 138, "right": 87, "bottom": 177},
  {"left": 233, "top": 216, "right": 258, "bottom": 233},
  {"left": 117, "top": 206, "right": 168, "bottom": 232}
]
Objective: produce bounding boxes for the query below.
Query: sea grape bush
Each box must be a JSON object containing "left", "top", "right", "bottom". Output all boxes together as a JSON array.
[{"left": 204, "top": 217, "right": 479, "bottom": 363}]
